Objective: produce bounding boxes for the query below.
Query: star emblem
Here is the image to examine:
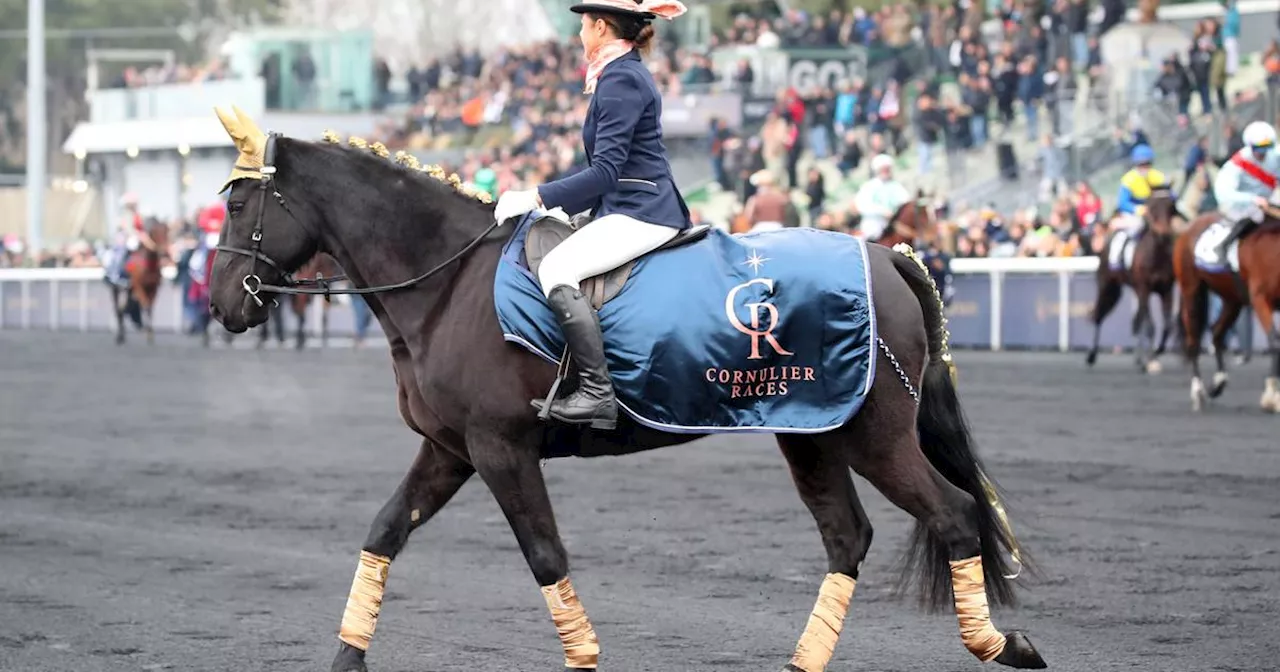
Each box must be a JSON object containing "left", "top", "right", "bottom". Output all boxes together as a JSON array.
[{"left": 743, "top": 249, "right": 770, "bottom": 276}]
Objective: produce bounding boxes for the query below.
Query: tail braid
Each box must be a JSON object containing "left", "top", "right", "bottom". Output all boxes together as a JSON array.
[{"left": 891, "top": 243, "right": 957, "bottom": 385}]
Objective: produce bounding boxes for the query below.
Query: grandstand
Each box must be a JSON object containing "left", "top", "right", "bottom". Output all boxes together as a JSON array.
[{"left": 0, "top": 0, "right": 1277, "bottom": 268}]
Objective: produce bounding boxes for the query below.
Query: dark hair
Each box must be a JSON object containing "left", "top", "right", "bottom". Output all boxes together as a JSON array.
[{"left": 589, "top": 12, "right": 656, "bottom": 56}]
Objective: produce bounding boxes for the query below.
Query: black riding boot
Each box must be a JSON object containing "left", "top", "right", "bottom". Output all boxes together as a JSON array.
[
  {"left": 533, "top": 285, "right": 618, "bottom": 430},
  {"left": 1215, "top": 217, "right": 1251, "bottom": 261}
]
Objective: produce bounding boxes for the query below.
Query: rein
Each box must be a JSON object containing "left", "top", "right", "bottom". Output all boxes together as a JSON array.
[{"left": 216, "top": 132, "right": 499, "bottom": 306}]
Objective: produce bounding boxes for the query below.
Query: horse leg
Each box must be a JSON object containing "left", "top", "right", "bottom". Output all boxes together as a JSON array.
[
  {"left": 775, "top": 435, "right": 871, "bottom": 672},
  {"left": 322, "top": 300, "right": 331, "bottom": 349},
  {"left": 469, "top": 432, "right": 598, "bottom": 670},
  {"left": 1208, "top": 298, "right": 1244, "bottom": 399},
  {"left": 1180, "top": 279, "right": 1209, "bottom": 410},
  {"left": 1086, "top": 274, "right": 1122, "bottom": 367},
  {"left": 841, "top": 379, "right": 1043, "bottom": 669},
  {"left": 1150, "top": 284, "right": 1176, "bottom": 367},
  {"left": 1246, "top": 296, "right": 1280, "bottom": 413},
  {"left": 142, "top": 296, "right": 155, "bottom": 346},
  {"left": 112, "top": 286, "right": 126, "bottom": 346},
  {"left": 330, "top": 438, "right": 474, "bottom": 672},
  {"left": 1130, "top": 286, "right": 1153, "bottom": 371},
  {"left": 295, "top": 307, "right": 307, "bottom": 350}
]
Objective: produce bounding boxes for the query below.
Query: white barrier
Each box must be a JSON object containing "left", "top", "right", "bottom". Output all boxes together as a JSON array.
[
  {"left": 0, "top": 258, "right": 1266, "bottom": 352},
  {"left": 950, "top": 256, "right": 1099, "bottom": 352}
]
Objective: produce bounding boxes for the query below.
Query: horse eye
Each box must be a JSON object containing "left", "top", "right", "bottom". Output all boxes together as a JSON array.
[{"left": 228, "top": 202, "right": 244, "bottom": 216}]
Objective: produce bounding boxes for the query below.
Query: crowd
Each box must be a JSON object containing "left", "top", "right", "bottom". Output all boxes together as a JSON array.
[{"left": 3, "top": 0, "right": 1262, "bottom": 269}]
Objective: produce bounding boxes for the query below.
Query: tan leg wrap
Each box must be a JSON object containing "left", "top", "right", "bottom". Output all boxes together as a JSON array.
[
  {"left": 338, "top": 551, "right": 391, "bottom": 651},
  {"left": 950, "top": 556, "right": 1007, "bottom": 661},
  {"left": 541, "top": 577, "right": 600, "bottom": 669},
  {"left": 788, "top": 573, "right": 857, "bottom": 672}
]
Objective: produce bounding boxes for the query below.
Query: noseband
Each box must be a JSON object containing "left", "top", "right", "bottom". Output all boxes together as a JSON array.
[{"left": 215, "top": 132, "right": 499, "bottom": 305}]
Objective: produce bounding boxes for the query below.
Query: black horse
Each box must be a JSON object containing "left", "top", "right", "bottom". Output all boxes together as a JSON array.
[
  {"left": 1086, "top": 188, "right": 1182, "bottom": 372},
  {"left": 206, "top": 107, "right": 1046, "bottom": 672}
]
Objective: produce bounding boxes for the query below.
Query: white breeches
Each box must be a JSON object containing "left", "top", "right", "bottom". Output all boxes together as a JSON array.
[
  {"left": 1112, "top": 212, "right": 1143, "bottom": 233},
  {"left": 537, "top": 214, "right": 679, "bottom": 298},
  {"left": 1221, "top": 201, "right": 1264, "bottom": 224}
]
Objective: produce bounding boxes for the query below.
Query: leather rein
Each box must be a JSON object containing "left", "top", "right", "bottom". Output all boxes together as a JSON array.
[{"left": 215, "top": 132, "right": 500, "bottom": 306}]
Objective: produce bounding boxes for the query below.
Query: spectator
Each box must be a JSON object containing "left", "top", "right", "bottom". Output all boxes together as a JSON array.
[
  {"left": 743, "top": 170, "right": 792, "bottom": 232},
  {"left": 1184, "top": 136, "right": 1208, "bottom": 185},
  {"left": 805, "top": 166, "right": 826, "bottom": 223}
]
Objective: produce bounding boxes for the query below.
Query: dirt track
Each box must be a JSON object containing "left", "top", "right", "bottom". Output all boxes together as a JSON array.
[{"left": 1, "top": 332, "right": 1278, "bottom": 672}]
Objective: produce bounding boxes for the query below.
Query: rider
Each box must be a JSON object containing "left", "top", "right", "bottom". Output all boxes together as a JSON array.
[
  {"left": 853, "top": 153, "right": 910, "bottom": 241},
  {"left": 491, "top": 0, "right": 692, "bottom": 430},
  {"left": 107, "top": 193, "right": 153, "bottom": 286},
  {"left": 1212, "top": 120, "right": 1280, "bottom": 263},
  {"left": 1112, "top": 144, "right": 1168, "bottom": 265}
]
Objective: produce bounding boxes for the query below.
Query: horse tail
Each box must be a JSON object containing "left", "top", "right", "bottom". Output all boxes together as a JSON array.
[{"left": 888, "top": 244, "right": 1027, "bottom": 611}]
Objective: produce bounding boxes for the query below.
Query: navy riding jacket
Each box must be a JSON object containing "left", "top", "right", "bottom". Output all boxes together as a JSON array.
[{"left": 537, "top": 50, "right": 691, "bottom": 230}]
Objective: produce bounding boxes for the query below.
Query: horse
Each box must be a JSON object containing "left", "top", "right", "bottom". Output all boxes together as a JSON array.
[
  {"left": 1173, "top": 205, "right": 1280, "bottom": 413},
  {"left": 111, "top": 219, "right": 170, "bottom": 346},
  {"left": 872, "top": 195, "right": 937, "bottom": 249},
  {"left": 1085, "top": 188, "right": 1182, "bottom": 373},
  {"left": 206, "top": 108, "right": 1046, "bottom": 672}
]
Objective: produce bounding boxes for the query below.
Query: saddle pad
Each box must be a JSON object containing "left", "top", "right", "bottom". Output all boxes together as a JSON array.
[
  {"left": 1194, "top": 221, "right": 1240, "bottom": 273},
  {"left": 494, "top": 216, "right": 877, "bottom": 433}
]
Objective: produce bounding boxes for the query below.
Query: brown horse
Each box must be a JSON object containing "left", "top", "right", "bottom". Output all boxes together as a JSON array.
[
  {"left": 112, "top": 220, "right": 170, "bottom": 345},
  {"left": 1174, "top": 206, "right": 1280, "bottom": 412},
  {"left": 1085, "top": 188, "right": 1181, "bottom": 372},
  {"left": 256, "top": 252, "right": 343, "bottom": 349},
  {"left": 874, "top": 195, "right": 938, "bottom": 249}
]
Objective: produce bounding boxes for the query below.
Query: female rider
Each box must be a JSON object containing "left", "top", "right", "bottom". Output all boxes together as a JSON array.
[{"left": 492, "top": 0, "right": 692, "bottom": 430}]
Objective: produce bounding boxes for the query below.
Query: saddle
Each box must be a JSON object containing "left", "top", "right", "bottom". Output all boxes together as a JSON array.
[{"left": 524, "top": 215, "right": 711, "bottom": 309}]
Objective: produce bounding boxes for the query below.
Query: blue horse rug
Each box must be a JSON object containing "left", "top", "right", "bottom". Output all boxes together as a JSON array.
[{"left": 493, "top": 214, "right": 877, "bottom": 434}]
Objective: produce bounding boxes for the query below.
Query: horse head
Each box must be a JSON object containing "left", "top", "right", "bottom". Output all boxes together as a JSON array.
[
  {"left": 1143, "top": 186, "right": 1180, "bottom": 238},
  {"left": 206, "top": 105, "right": 495, "bottom": 333},
  {"left": 890, "top": 191, "right": 937, "bottom": 242}
]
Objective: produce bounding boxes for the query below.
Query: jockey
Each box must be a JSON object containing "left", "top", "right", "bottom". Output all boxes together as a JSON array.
[
  {"left": 491, "top": 0, "right": 692, "bottom": 430},
  {"left": 1109, "top": 144, "right": 1169, "bottom": 268},
  {"left": 853, "top": 154, "right": 910, "bottom": 241},
  {"left": 107, "top": 193, "right": 152, "bottom": 286},
  {"left": 1212, "top": 120, "right": 1280, "bottom": 262},
  {"left": 1115, "top": 144, "right": 1168, "bottom": 238}
]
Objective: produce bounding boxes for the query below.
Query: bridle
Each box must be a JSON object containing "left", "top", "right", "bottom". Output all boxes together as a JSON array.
[{"left": 216, "top": 132, "right": 500, "bottom": 307}]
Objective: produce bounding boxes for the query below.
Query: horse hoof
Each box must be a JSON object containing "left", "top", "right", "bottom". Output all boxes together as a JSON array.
[
  {"left": 1260, "top": 392, "right": 1280, "bottom": 413},
  {"left": 330, "top": 643, "right": 367, "bottom": 672},
  {"left": 1085, "top": 351, "right": 1097, "bottom": 367},
  {"left": 780, "top": 665, "right": 806, "bottom": 672},
  {"left": 1191, "top": 378, "right": 1207, "bottom": 412},
  {"left": 1146, "top": 359, "right": 1163, "bottom": 375},
  {"left": 994, "top": 631, "right": 1047, "bottom": 669},
  {"left": 1209, "top": 371, "right": 1229, "bottom": 398}
]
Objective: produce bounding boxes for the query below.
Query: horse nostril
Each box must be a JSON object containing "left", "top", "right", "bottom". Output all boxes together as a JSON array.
[{"left": 210, "top": 305, "right": 222, "bottom": 321}]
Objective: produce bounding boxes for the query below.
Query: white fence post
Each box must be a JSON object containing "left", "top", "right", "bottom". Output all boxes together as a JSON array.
[{"left": 1058, "top": 270, "right": 1071, "bottom": 352}]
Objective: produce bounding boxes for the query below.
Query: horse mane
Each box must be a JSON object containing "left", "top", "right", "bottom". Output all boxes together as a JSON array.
[{"left": 287, "top": 132, "right": 497, "bottom": 216}]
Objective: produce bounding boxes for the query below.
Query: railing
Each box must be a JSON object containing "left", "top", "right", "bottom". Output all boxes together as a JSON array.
[
  {"left": 0, "top": 267, "right": 382, "bottom": 338},
  {"left": 89, "top": 78, "right": 267, "bottom": 124},
  {"left": 0, "top": 261, "right": 1268, "bottom": 350}
]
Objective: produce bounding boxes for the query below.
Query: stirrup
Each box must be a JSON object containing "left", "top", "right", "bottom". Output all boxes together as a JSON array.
[{"left": 534, "top": 345, "right": 572, "bottom": 422}]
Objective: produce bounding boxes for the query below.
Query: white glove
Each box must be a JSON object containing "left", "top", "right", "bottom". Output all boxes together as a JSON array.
[{"left": 494, "top": 189, "right": 542, "bottom": 225}]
